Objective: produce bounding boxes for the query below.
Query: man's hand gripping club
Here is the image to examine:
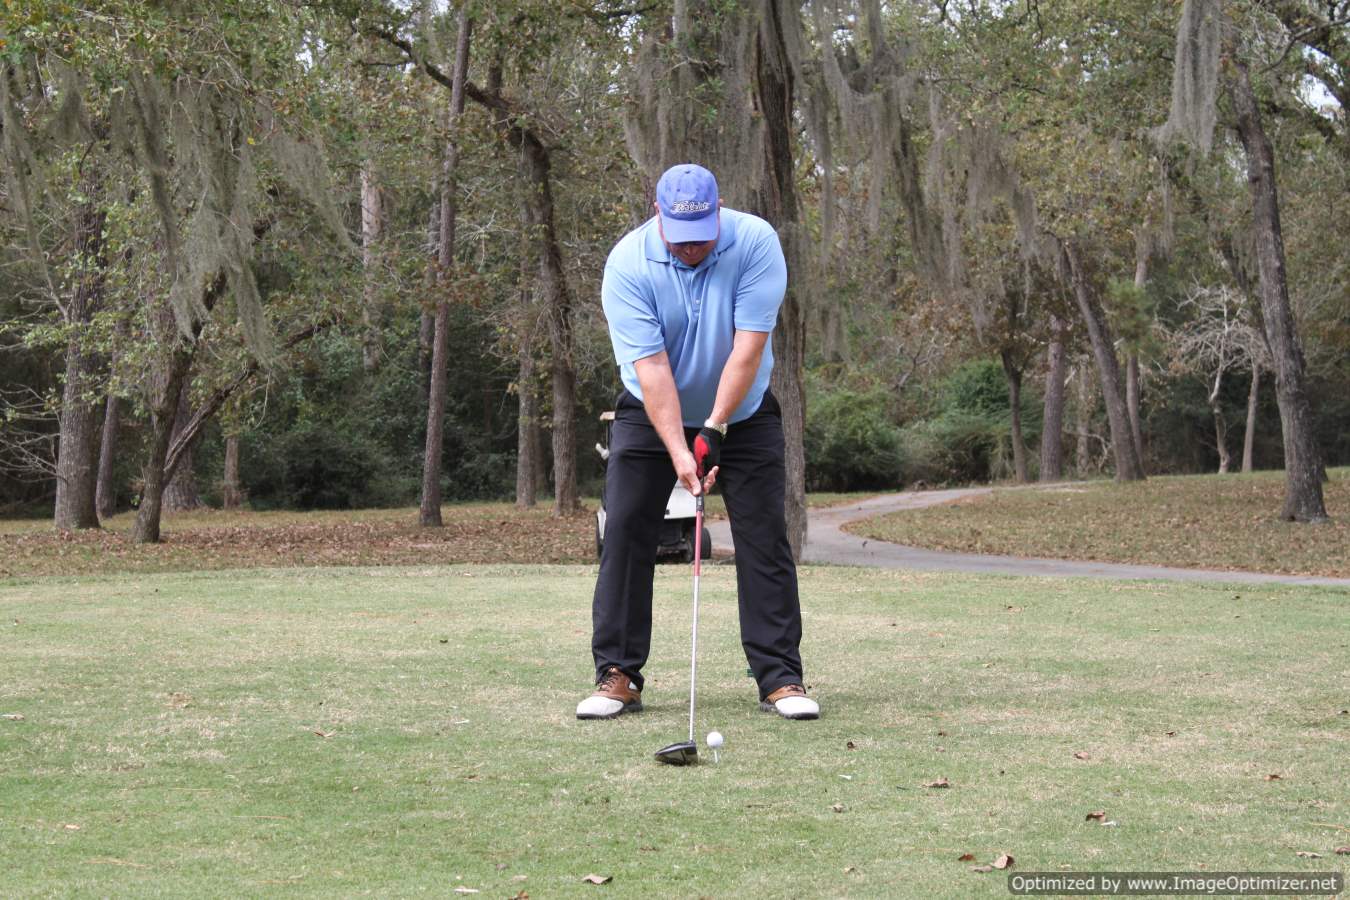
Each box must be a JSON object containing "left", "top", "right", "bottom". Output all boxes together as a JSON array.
[{"left": 634, "top": 353, "right": 719, "bottom": 496}]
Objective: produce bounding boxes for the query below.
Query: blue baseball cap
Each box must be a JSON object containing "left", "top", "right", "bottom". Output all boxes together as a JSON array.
[{"left": 656, "top": 164, "right": 719, "bottom": 243}]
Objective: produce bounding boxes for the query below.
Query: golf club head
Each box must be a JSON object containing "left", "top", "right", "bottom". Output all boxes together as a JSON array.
[{"left": 654, "top": 740, "right": 698, "bottom": 766}]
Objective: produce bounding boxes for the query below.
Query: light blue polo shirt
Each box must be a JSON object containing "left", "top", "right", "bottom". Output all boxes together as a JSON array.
[{"left": 601, "top": 208, "right": 787, "bottom": 426}]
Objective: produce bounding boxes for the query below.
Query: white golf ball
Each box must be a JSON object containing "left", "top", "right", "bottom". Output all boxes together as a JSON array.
[{"left": 706, "top": 730, "right": 724, "bottom": 748}]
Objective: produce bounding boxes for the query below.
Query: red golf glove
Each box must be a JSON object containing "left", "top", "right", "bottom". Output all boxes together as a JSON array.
[{"left": 693, "top": 427, "right": 722, "bottom": 479}]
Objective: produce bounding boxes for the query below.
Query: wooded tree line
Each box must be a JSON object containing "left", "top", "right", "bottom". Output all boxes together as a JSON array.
[{"left": 1, "top": 0, "right": 1345, "bottom": 552}]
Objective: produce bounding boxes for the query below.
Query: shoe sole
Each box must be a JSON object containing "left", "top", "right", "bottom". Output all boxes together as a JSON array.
[
  {"left": 576, "top": 701, "right": 643, "bottom": 720},
  {"left": 759, "top": 701, "right": 819, "bottom": 720}
]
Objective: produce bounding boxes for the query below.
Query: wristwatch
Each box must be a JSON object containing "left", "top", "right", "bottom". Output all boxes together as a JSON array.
[{"left": 703, "top": 418, "right": 728, "bottom": 436}]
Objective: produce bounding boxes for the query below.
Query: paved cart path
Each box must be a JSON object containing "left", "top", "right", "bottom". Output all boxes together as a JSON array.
[{"left": 706, "top": 487, "right": 1350, "bottom": 587}]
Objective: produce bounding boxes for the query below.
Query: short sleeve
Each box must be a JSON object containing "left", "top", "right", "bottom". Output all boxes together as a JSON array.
[
  {"left": 733, "top": 223, "right": 787, "bottom": 332},
  {"left": 601, "top": 262, "right": 666, "bottom": 364}
]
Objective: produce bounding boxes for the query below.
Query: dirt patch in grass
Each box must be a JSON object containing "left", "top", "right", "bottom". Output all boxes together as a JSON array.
[
  {"left": 0, "top": 492, "right": 870, "bottom": 578},
  {"left": 0, "top": 504, "right": 598, "bottom": 577},
  {"left": 849, "top": 469, "right": 1350, "bottom": 578}
]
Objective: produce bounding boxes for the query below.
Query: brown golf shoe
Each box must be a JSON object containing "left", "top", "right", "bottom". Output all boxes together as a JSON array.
[
  {"left": 576, "top": 666, "right": 643, "bottom": 719},
  {"left": 760, "top": 683, "right": 820, "bottom": 720}
]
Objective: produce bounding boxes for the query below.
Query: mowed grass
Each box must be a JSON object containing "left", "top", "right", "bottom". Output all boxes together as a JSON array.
[
  {"left": 0, "top": 493, "right": 871, "bottom": 578},
  {"left": 3, "top": 565, "right": 1347, "bottom": 897},
  {"left": 851, "top": 469, "right": 1350, "bottom": 578}
]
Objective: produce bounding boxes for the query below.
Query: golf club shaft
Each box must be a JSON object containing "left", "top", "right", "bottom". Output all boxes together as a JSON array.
[{"left": 688, "top": 494, "right": 703, "bottom": 744}]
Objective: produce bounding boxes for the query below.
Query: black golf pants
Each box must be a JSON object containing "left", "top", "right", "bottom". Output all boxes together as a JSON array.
[{"left": 591, "top": 389, "right": 804, "bottom": 701}]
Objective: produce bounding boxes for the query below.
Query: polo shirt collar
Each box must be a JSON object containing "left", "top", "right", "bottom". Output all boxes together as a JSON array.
[{"left": 642, "top": 212, "right": 739, "bottom": 265}]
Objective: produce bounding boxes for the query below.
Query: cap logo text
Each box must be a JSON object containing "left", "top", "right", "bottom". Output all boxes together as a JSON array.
[{"left": 670, "top": 200, "right": 711, "bottom": 213}]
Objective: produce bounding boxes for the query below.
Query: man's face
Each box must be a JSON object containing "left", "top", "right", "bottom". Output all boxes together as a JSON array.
[{"left": 654, "top": 201, "right": 720, "bottom": 267}]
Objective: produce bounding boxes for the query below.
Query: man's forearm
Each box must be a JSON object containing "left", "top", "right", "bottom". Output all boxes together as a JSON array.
[
  {"left": 709, "top": 331, "right": 769, "bottom": 424},
  {"left": 634, "top": 353, "right": 693, "bottom": 462}
]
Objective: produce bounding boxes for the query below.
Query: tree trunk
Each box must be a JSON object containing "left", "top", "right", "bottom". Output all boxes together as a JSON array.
[
  {"left": 1126, "top": 353, "right": 1144, "bottom": 469},
  {"left": 130, "top": 210, "right": 273, "bottom": 543},
  {"left": 621, "top": 1, "right": 806, "bottom": 552},
  {"left": 164, "top": 384, "right": 203, "bottom": 512},
  {"left": 1231, "top": 58, "right": 1327, "bottom": 521},
  {"left": 1062, "top": 241, "right": 1145, "bottom": 481},
  {"left": 515, "top": 348, "right": 538, "bottom": 509},
  {"left": 1242, "top": 366, "right": 1259, "bottom": 473},
  {"left": 419, "top": 7, "right": 471, "bottom": 528},
  {"left": 757, "top": 0, "right": 808, "bottom": 559},
  {"left": 534, "top": 420, "right": 550, "bottom": 497},
  {"left": 1075, "top": 361, "right": 1093, "bottom": 476},
  {"left": 418, "top": 309, "right": 434, "bottom": 402},
  {"left": 222, "top": 435, "right": 242, "bottom": 509},
  {"left": 1209, "top": 365, "right": 1231, "bottom": 474},
  {"left": 1126, "top": 250, "right": 1148, "bottom": 468},
  {"left": 1001, "top": 350, "right": 1029, "bottom": 482},
  {"left": 53, "top": 199, "right": 107, "bottom": 530},
  {"left": 1212, "top": 399, "right": 1231, "bottom": 474},
  {"left": 360, "top": 162, "right": 385, "bottom": 373},
  {"left": 132, "top": 346, "right": 192, "bottom": 544},
  {"left": 95, "top": 391, "right": 120, "bottom": 519},
  {"left": 1039, "top": 315, "right": 1067, "bottom": 482},
  {"left": 509, "top": 105, "right": 578, "bottom": 517},
  {"left": 54, "top": 352, "right": 101, "bottom": 529},
  {"left": 419, "top": 201, "right": 438, "bottom": 406}
]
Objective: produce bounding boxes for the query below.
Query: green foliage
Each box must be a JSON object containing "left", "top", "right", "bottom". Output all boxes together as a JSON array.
[
  {"left": 897, "top": 359, "right": 1043, "bottom": 485},
  {"left": 4, "top": 0, "right": 1349, "bottom": 516},
  {"left": 803, "top": 383, "right": 904, "bottom": 491},
  {"left": 939, "top": 358, "right": 1009, "bottom": 419}
]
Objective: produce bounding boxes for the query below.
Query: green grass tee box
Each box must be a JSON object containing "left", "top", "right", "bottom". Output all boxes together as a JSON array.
[{"left": 2, "top": 565, "right": 1347, "bottom": 897}]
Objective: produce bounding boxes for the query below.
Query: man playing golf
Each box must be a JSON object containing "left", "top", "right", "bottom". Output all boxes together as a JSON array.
[{"left": 577, "top": 163, "right": 818, "bottom": 722}]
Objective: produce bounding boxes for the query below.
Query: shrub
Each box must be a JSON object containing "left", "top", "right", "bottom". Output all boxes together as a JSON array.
[
  {"left": 897, "top": 359, "right": 1041, "bottom": 484},
  {"left": 804, "top": 386, "right": 904, "bottom": 491}
]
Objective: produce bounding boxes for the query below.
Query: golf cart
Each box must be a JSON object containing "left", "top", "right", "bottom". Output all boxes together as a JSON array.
[{"left": 595, "top": 411, "right": 713, "bottom": 563}]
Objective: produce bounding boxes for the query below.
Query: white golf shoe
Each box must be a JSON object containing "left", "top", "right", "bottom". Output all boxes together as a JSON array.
[
  {"left": 576, "top": 666, "right": 643, "bottom": 719},
  {"left": 760, "top": 683, "right": 820, "bottom": 720}
]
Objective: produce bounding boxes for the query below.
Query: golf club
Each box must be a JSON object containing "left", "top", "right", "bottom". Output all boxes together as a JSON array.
[{"left": 655, "top": 491, "right": 705, "bottom": 766}]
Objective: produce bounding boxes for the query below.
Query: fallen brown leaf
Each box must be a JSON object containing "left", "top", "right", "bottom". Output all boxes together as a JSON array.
[
  {"left": 994, "top": 853, "right": 1015, "bottom": 869},
  {"left": 63, "top": 824, "right": 81, "bottom": 831},
  {"left": 1295, "top": 851, "right": 1322, "bottom": 859},
  {"left": 1, "top": 713, "right": 24, "bottom": 721},
  {"left": 843, "top": 866, "right": 858, "bottom": 874},
  {"left": 1164, "top": 730, "right": 1176, "bottom": 737},
  {"left": 1073, "top": 751, "right": 1090, "bottom": 760},
  {"left": 1085, "top": 811, "right": 1106, "bottom": 822},
  {"left": 1334, "top": 847, "right": 1350, "bottom": 855},
  {"left": 845, "top": 740, "right": 856, "bottom": 750},
  {"left": 957, "top": 853, "right": 975, "bottom": 861},
  {"left": 312, "top": 730, "right": 334, "bottom": 738},
  {"left": 511, "top": 892, "right": 529, "bottom": 900},
  {"left": 582, "top": 874, "right": 612, "bottom": 885},
  {"left": 1264, "top": 773, "right": 1282, "bottom": 781},
  {"left": 971, "top": 865, "right": 993, "bottom": 873},
  {"left": 831, "top": 803, "right": 845, "bottom": 813},
  {"left": 926, "top": 777, "right": 950, "bottom": 789}
]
